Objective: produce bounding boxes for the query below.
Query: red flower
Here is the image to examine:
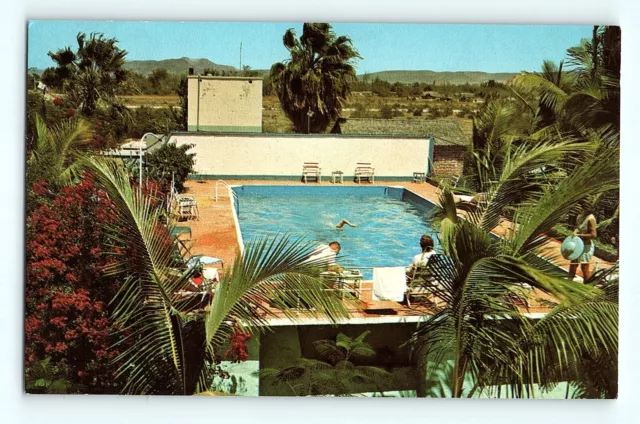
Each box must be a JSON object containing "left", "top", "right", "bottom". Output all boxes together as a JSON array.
[{"left": 53, "top": 96, "right": 63, "bottom": 106}]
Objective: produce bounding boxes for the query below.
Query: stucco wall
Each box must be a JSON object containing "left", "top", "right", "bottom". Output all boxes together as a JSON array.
[
  {"left": 187, "top": 76, "right": 263, "bottom": 132},
  {"left": 168, "top": 133, "right": 433, "bottom": 179}
]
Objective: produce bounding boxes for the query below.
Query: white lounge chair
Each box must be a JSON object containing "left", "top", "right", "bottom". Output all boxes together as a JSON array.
[
  {"left": 302, "top": 162, "right": 322, "bottom": 183},
  {"left": 355, "top": 162, "right": 375, "bottom": 184}
]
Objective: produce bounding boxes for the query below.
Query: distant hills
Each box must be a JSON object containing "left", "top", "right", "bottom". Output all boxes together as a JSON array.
[
  {"left": 358, "top": 70, "right": 520, "bottom": 85},
  {"left": 116, "top": 58, "right": 519, "bottom": 85},
  {"left": 122, "top": 57, "right": 236, "bottom": 76}
]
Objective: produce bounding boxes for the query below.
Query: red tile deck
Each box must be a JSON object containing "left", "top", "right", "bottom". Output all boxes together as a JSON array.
[{"left": 178, "top": 179, "right": 613, "bottom": 320}]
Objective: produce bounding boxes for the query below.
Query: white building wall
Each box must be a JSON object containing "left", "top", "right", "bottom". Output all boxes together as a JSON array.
[
  {"left": 168, "top": 134, "right": 433, "bottom": 178},
  {"left": 187, "top": 76, "right": 263, "bottom": 132}
]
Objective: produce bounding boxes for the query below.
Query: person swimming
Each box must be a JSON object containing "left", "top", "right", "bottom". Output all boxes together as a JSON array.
[{"left": 336, "top": 218, "right": 357, "bottom": 229}]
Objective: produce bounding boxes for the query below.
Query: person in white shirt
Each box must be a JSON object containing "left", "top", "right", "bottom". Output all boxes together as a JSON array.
[
  {"left": 306, "top": 241, "right": 343, "bottom": 272},
  {"left": 406, "top": 235, "right": 435, "bottom": 274}
]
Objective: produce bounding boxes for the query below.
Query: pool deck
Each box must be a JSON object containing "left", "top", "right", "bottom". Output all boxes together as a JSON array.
[{"left": 178, "top": 179, "right": 614, "bottom": 321}]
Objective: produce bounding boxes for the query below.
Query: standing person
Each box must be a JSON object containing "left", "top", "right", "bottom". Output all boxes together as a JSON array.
[
  {"left": 568, "top": 211, "right": 598, "bottom": 281},
  {"left": 406, "top": 234, "right": 436, "bottom": 274}
]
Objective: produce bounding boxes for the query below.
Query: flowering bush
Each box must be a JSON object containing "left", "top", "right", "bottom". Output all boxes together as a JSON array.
[
  {"left": 25, "top": 175, "right": 122, "bottom": 393},
  {"left": 225, "top": 325, "right": 252, "bottom": 363}
]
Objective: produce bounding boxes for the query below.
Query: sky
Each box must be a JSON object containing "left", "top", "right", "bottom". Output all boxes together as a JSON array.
[{"left": 27, "top": 21, "right": 593, "bottom": 74}]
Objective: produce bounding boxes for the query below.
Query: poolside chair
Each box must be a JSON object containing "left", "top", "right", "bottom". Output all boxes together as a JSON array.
[
  {"left": 355, "top": 162, "right": 375, "bottom": 184},
  {"left": 320, "top": 269, "right": 364, "bottom": 299},
  {"left": 170, "top": 226, "right": 192, "bottom": 242},
  {"left": 176, "top": 196, "right": 199, "bottom": 221},
  {"left": 434, "top": 174, "right": 460, "bottom": 197},
  {"left": 302, "top": 162, "right": 322, "bottom": 183},
  {"left": 406, "top": 254, "right": 444, "bottom": 307}
]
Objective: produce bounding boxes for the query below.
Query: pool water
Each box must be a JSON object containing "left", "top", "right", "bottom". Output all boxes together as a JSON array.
[{"left": 233, "top": 186, "right": 440, "bottom": 279}]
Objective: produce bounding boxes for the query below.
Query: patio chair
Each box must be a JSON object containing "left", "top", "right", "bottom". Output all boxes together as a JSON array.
[
  {"left": 320, "top": 269, "right": 364, "bottom": 299},
  {"left": 176, "top": 196, "right": 199, "bottom": 221},
  {"left": 170, "top": 226, "right": 192, "bottom": 242},
  {"left": 354, "top": 162, "right": 375, "bottom": 184},
  {"left": 302, "top": 162, "right": 322, "bottom": 183},
  {"left": 434, "top": 174, "right": 460, "bottom": 197},
  {"left": 406, "top": 254, "right": 443, "bottom": 307}
]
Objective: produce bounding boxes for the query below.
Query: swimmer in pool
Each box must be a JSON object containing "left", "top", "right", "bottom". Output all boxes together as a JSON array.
[{"left": 336, "top": 218, "right": 357, "bottom": 229}]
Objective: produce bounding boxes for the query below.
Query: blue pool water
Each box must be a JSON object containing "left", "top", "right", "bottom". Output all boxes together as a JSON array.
[{"left": 232, "top": 186, "right": 440, "bottom": 279}]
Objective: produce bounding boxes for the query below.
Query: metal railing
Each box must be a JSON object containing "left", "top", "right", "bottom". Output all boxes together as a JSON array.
[{"left": 214, "top": 180, "right": 236, "bottom": 202}]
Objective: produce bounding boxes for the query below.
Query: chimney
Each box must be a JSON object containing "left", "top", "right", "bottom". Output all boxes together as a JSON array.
[{"left": 188, "top": 68, "right": 194, "bottom": 75}]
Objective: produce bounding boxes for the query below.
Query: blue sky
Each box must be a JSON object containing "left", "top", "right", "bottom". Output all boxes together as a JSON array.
[{"left": 28, "top": 21, "right": 592, "bottom": 73}]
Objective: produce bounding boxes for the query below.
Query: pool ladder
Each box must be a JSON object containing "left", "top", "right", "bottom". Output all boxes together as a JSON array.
[
  {"left": 215, "top": 180, "right": 233, "bottom": 202},
  {"left": 215, "top": 180, "right": 240, "bottom": 214}
]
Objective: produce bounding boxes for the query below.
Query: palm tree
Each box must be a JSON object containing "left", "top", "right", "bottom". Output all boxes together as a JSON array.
[
  {"left": 509, "top": 26, "right": 620, "bottom": 147},
  {"left": 270, "top": 23, "right": 361, "bottom": 133},
  {"left": 27, "top": 115, "right": 92, "bottom": 189},
  {"left": 83, "top": 157, "right": 349, "bottom": 395},
  {"left": 481, "top": 265, "right": 618, "bottom": 399},
  {"left": 45, "top": 32, "right": 128, "bottom": 116},
  {"left": 412, "top": 144, "right": 619, "bottom": 398}
]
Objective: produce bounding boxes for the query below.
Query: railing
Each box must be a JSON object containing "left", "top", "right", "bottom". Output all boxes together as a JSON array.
[{"left": 214, "top": 180, "right": 235, "bottom": 202}]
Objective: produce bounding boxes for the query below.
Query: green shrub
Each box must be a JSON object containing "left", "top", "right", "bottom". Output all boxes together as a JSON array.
[
  {"left": 145, "top": 141, "right": 195, "bottom": 192},
  {"left": 379, "top": 104, "right": 396, "bottom": 119}
]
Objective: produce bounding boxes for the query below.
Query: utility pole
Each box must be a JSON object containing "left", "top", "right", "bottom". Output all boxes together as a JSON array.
[{"left": 239, "top": 41, "right": 243, "bottom": 72}]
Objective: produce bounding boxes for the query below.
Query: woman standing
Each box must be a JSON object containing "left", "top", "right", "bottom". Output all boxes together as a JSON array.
[{"left": 568, "top": 211, "right": 598, "bottom": 281}]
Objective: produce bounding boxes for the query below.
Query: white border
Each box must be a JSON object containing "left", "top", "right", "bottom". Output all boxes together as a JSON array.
[{"left": 3, "top": 1, "right": 639, "bottom": 423}]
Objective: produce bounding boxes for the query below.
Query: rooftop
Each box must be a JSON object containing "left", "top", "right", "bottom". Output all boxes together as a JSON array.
[{"left": 339, "top": 118, "right": 470, "bottom": 146}]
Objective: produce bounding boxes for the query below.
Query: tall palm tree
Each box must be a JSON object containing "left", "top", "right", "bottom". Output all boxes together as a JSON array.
[
  {"left": 509, "top": 26, "right": 620, "bottom": 147},
  {"left": 46, "top": 32, "right": 128, "bottom": 116},
  {"left": 83, "top": 157, "right": 349, "bottom": 395},
  {"left": 412, "top": 145, "right": 619, "bottom": 398},
  {"left": 270, "top": 23, "right": 361, "bottom": 133}
]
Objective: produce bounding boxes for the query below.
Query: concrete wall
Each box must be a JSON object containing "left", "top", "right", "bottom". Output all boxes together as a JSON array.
[
  {"left": 433, "top": 145, "right": 466, "bottom": 176},
  {"left": 187, "top": 76, "right": 263, "bottom": 133},
  {"left": 168, "top": 133, "right": 433, "bottom": 179}
]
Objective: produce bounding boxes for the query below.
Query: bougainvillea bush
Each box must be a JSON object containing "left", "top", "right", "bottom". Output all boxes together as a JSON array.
[{"left": 25, "top": 176, "right": 123, "bottom": 393}]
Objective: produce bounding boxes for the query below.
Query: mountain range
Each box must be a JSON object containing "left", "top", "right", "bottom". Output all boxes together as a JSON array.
[
  {"left": 119, "top": 58, "right": 520, "bottom": 85},
  {"left": 123, "top": 57, "right": 236, "bottom": 76},
  {"left": 359, "top": 70, "right": 520, "bottom": 85}
]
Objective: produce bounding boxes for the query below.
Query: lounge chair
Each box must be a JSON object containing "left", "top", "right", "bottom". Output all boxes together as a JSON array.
[
  {"left": 176, "top": 196, "right": 199, "bottom": 221},
  {"left": 170, "top": 226, "right": 192, "bottom": 242},
  {"left": 406, "top": 254, "right": 444, "bottom": 307},
  {"left": 434, "top": 174, "right": 460, "bottom": 197},
  {"left": 355, "top": 162, "right": 375, "bottom": 184},
  {"left": 302, "top": 162, "right": 322, "bottom": 183}
]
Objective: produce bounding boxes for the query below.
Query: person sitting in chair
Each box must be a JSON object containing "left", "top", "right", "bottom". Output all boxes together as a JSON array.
[{"left": 406, "top": 235, "right": 436, "bottom": 275}]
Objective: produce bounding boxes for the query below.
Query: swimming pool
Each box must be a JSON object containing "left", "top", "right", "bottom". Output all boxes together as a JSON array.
[{"left": 232, "top": 186, "right": 440, "bottom": 279}]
